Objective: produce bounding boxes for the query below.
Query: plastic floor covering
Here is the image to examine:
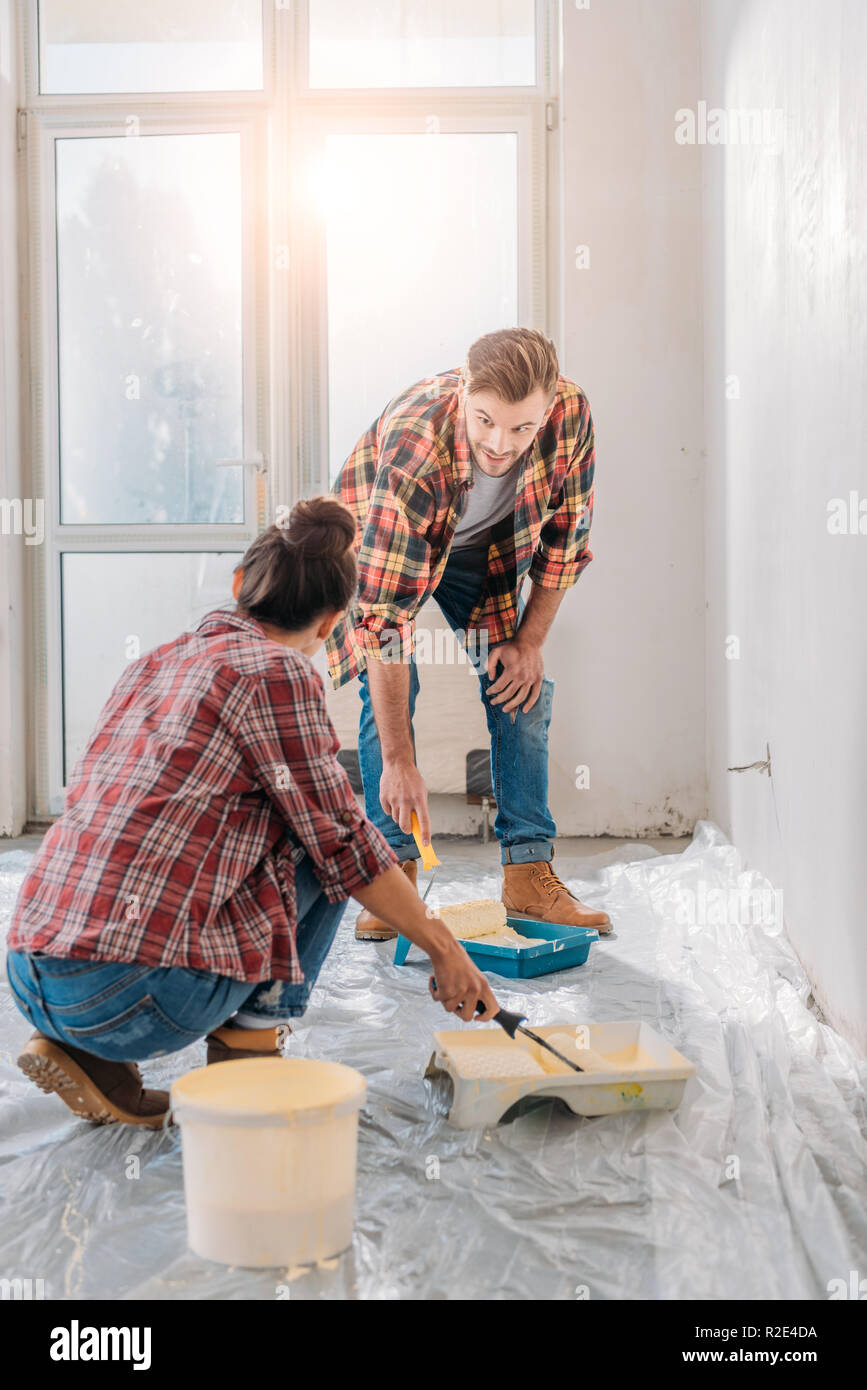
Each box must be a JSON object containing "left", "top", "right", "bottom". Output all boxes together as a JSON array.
[{"left": 1, "top": 821, "right": 865, "bottom": 1301}]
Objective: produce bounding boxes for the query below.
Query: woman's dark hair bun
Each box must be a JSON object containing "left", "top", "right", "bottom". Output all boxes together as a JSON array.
[
  {"left": 236, "top": 495, "right": 359, "bottom": 634},
  {"left": 281, "top": 496, "right": 357, "bottom": 560}
]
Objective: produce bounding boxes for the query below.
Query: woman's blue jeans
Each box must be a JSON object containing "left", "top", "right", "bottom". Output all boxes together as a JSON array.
[
  {"left": 358, "top": 544, "right": 557, "bottom": 867},
  {"left": 6, "top": 855, "right": 346, "bottom": 1062}
]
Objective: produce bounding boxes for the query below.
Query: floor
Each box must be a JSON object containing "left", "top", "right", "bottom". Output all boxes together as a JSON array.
[{"left": 1, "top": 825, "right": 865, "bottom": 1300}]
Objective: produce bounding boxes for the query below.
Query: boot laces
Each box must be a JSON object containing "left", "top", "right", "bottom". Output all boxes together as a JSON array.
[{"left": 535, "top": 866, "right": 567, "bottom": 898}]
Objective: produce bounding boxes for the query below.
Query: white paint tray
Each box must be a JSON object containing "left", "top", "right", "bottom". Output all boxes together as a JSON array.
[{"left": 426, "top": 1020, "right": 697, "bottom": 1129}]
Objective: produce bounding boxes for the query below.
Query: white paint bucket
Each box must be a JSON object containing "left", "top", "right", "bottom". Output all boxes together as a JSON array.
[{"left": 171, "top": 1057, "right": 366, "bottom": 1268}]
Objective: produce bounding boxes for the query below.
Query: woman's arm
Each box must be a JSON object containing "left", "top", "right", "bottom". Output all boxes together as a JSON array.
[{"left": 353, "top": 865, "right": 499, "bottom": 1021}]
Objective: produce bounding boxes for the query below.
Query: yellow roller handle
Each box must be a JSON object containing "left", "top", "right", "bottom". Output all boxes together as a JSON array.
[{"left": 411, "top": 811, "right": 441, "bottom": 870}]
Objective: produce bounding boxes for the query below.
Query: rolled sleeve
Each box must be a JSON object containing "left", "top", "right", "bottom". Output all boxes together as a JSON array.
[
  {"left": 529, "top": 403, "right": 596, "bottom": 590},
  {"left": 355, "top": 617, "right": 416, "bottom": 665},
  {"left": 239, "top": 660, "right": 398, "bottom": 900}
]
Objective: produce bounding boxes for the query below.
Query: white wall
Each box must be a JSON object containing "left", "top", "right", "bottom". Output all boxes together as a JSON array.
[
  {"left": 549, "top": 0, "right": 706, "bottom": 834},
  {"left": 0, "top": 0, "right": 27, "bottom": 836},
  {"left": 701, "top": 0, "right": 867, "bottom": 1050}
]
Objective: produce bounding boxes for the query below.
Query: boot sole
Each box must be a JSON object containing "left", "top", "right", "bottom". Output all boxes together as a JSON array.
[
  {"left": 504, "top": 906, "right": 613, "bottom": 934},
  {"left": 355, "top": 928, "right": 398, "bottom": 942},
  {"left": 17, "top": 1040, "right": 170, "bottom": 1129}
]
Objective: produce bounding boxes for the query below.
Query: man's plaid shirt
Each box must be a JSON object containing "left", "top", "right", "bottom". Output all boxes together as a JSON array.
[
  {"left": 327, "top": 368, "right": 595, "bottom": 688},
  {"left": 8, "top": 611, "right": 396, "bottom": 983}
]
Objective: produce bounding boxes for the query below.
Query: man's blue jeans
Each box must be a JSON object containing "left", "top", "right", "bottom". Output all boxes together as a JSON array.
[
  {"left": 358, "top": 544, "right": 557, "bottom": 867},
  {"left": 6, "top": 856, "right": 346, "bottom": 1062}
]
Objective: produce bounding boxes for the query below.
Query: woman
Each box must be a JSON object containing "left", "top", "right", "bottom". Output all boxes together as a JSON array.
[{"left": 7, "top": 497, "right": 498, "bottom": 1128}]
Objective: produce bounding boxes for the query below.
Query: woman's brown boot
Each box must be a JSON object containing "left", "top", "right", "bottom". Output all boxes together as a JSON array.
[{"left": 17, "top": 1031, "right": 171, "bottom": 1127}]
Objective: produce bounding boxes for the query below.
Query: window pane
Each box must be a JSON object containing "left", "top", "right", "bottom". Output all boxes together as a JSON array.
[
  {"left": 308, "top": 0, "right": 536, "bottom": 88},
  {"left": 320, "top": 132, "right": 518, "bottom": 480},
  {"left": 56, "top": 134, "right": 244, "bottom": 525},
  {"left": 61, "top": 551, "right": 241, "bottom": 780},
  {"left": 39, "top": 0, "right": 264, "bottom": 94}
]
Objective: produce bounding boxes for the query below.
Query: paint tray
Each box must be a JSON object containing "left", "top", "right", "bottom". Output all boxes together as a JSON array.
[
  {"left": 393, "top": 916, "right": 598, "bottom": 977},
  {"left": 425, "top": 1020, "right": 697, "bottom": 1129}
]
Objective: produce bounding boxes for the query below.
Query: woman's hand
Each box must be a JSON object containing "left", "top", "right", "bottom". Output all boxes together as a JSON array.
[
  {"left": 428, "top": 937, "right": 499, "bottom": 1022},
  {"left": 352, "top": 866, "right": 500, "bottom": 1021}
]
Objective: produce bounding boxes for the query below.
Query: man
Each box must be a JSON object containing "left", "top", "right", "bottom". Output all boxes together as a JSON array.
[{"left": 329, "top": 327, "right": 611, "bottom": 941}]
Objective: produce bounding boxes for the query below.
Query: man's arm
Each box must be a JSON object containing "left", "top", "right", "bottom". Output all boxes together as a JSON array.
[
  {"left": 365, "top": 658, "right": 433, "bottom": 845},
  {"left": 353, "top": 452, "right": 439, "bottom": 843},
  {"left": 528, "top": 393, "right": 596, "bottom": 592},
  {"left": 487, "top": 392, "right": 596, "bottom": 714},
  {"left": 486, "top": 585, "right": 567, "bottom": 713}
]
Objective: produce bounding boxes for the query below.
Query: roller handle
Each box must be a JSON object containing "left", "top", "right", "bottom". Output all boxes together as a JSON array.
[
  {"left": 430, "top": 978, "right": 525, "bottom": 1034},
  {"left": 486, "top": 1006, "right": 526, "bottom": 1036}
]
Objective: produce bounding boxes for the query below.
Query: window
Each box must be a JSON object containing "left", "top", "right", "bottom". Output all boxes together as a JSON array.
[
  {"left": 56, "top": 133, "right": 244, "bottom": 525},
  {"left": 38, "top": 0, "right": 265, "bottom": 95},
  {"left": 21, "top": 2, "right": 553, "bottom": 816},
  {"left": 307, "top": 0, "right": 537, "bottom": 89},
  {"left": 318, "top": 130, "right": 520, "bottom": 481},
  {"left": 61, "top": 553, "right": 241, "bottom": 779}
]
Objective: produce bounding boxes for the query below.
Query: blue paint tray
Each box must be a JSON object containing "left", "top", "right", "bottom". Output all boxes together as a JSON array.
[{"left": 393, "top": 916, "right": 598, "bottom": 978}]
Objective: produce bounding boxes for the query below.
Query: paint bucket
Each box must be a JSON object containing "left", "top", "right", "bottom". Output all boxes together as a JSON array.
[{"left": 171, "top": 1057, "right": 366, "bottom": 1268}]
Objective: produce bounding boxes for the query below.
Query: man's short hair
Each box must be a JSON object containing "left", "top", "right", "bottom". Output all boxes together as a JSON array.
[{"left": 465, "top": 328, "right": 560, "bottom": 403}]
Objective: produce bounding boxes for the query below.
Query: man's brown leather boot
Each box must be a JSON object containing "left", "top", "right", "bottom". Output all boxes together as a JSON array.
[
  {"left": 17, "top": 1031, "right": 171, "bottom": 1127},
  {"left": 502, "top": 860, "right": 611, "bottom": 932},
  {"left": 355, "top": 858, "right": 418, "bottom": 941},
  {"left": 205, "top": 1023, "right": 288, "bottom": 1064}
]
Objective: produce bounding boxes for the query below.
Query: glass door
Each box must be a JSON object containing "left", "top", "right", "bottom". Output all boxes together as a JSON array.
[{"left": 32, "top": 116, "right": 266, "bottom": 810}]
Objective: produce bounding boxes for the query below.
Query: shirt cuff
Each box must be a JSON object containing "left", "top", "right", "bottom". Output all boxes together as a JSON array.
[
  {"left": 355, "top": 619, "right": 415, "bottom": 664},
  {"left": 316, "top": 819, "right": 398, "bottom": 902},
  {"left": 529, "top": 549, "right": 593, "bottom": 590}
]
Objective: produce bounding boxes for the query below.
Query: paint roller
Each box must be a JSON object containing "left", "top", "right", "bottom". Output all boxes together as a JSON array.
[
  {"left": 428, "top": 980, "right": 587, "bottom": 1074},
  {"left": 473, "top": 1011, "right": 618, "bottom": 1074}
]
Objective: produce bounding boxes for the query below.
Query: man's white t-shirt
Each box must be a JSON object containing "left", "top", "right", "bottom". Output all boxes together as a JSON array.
[{"left": 451, "top": 460, "right": 521, "bottom": 550}]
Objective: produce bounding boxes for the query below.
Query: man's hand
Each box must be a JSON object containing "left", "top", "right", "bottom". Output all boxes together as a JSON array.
[
  {"left": 486, "top": 638, "right": 544, "bottom": 714},
  {"left": 380, "top": 758, "right": 431, "bottom": 843},
  {"left": 428, "top": 938, "right": 499, "bottom": 1021}
]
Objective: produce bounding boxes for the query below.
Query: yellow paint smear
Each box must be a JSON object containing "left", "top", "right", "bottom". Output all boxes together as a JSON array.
[{"left": 472, "top": 926, "right": 547, "bottom": 949}]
